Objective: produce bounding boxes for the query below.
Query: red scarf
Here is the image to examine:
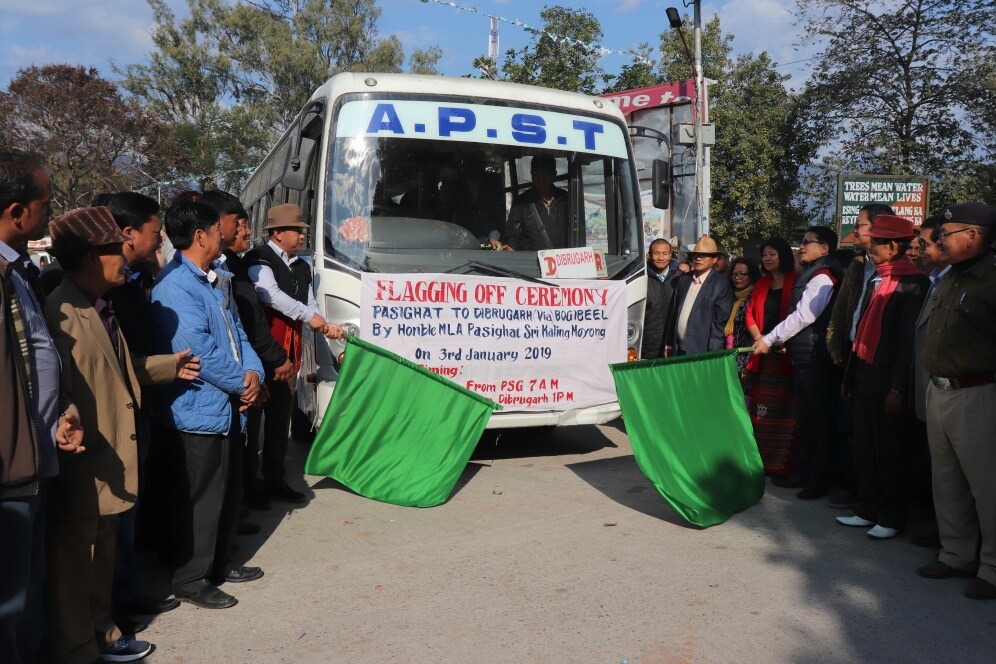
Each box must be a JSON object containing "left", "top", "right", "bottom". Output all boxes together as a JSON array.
[
  {"left": 745, "top": 271, "right": 795, "bottom": 373},
  {"left": 852, "top": 255, "right": 923, "bottom": 363}
]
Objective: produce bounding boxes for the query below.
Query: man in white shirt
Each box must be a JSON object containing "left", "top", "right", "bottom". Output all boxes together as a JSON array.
[
  {"left": 754, "top": 226, "right": 844, "bottom": 500},
  {"left": 246, "top": 204, "right": 343, "bottom": 503}
]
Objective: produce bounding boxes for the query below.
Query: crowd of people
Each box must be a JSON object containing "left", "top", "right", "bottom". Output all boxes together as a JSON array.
[
  {"left": 3, "top": 143, "right": 996, "bottom": 664},
  {"left": 1, "top": 149, "right": 343, "bottom": 663},
  {"left": 642, "top": 201, "right": 996, "bottom": 600}
]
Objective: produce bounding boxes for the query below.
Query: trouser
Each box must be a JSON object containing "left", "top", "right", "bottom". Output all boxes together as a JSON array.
[
  {"left": 244, "top": 405, "right": 264, "bottom": 491},
  {"left": 111, "top": 506, "right": 140, "bottom": 605},
  {"left": 0, "top": 482, "right": 47, "bottom": 664},
  {"left": 46, "top": 513, "right": 121, "bottom": 664},
  {"left": 261, "top": 378, "right": 294, "bottom": 484},
  {"left": 850, "top": 393, "right": 907, "bottom": 529},
  {"left": 211, "top": 426, "right": 244, "bottom": 581},
  {"left": 926, "top": 382, "right": 996, "bottom": 584},
  {"left": 170, "top": 412, "right": 234, "bottom": 595},
  {"left": 792, "top": 362, "right": 838, "bottom": 488}
]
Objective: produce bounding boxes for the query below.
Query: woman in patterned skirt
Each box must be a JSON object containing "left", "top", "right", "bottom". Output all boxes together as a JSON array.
[{"left": 744, "top": 237, "right": 797, "bottom": 476}]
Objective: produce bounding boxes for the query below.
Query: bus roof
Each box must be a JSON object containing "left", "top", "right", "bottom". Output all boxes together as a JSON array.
[{"left": 310, "top": 72, "right": 626, "bottom": 123}]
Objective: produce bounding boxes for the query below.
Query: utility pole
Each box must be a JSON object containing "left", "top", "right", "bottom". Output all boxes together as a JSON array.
[{"left": 692, "top": 0, "right": 707, "bottom": 238}]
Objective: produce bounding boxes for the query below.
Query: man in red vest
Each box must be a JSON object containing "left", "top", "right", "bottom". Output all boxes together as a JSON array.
[{"left": 247, "top": 204, "right": 343, "bottom": 503}]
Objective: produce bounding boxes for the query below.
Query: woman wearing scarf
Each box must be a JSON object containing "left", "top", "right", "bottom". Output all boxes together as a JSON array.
[
  {"left": 725, "top": 257, "right": 759, "bottom": 390},
  {"left": 835, "top": 215, "right": 928, "bottom": 539},
  {"left": 743, "top": 238, "right": 797, "bottom": 477}
]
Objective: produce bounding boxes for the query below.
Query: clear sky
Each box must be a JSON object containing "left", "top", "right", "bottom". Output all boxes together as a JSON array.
[{"left": 1, "top": 0, "right": 812, "bottom": 92}]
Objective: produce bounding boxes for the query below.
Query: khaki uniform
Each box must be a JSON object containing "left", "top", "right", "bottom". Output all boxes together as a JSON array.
[{"left": 922, "top": 252, "right": 996, "bottom": 584}]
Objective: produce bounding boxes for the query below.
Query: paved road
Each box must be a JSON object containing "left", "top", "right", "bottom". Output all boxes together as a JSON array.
[{"left": 143, "top": 423, "right": 994, "bottom": 663}]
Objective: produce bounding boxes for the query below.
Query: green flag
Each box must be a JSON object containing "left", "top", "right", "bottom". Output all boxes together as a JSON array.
[
  {"left": 610, "top": 350, "right": 764, "bottom": 527},
  {"left": 305, "top": 336, "right": 500, "bottom": 507}
]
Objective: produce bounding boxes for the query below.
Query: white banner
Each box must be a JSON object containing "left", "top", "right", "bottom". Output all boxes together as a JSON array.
[{"left": 361, "top": 274, "right": 627, "bottom": 412}]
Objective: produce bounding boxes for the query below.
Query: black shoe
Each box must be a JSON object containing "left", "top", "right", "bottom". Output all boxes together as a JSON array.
[
  {"left": 265, "top": 481, "right": 306, "bottom": 504},
  {"left": 117, "top": 595, "right": 181, "bottom": 616},
  {"left": 236, "top": 520, "right": 261, "bottom": 536},
  {"left": 772, "top": 475, "right": 807, "bottom": 489},
  {"left": 223, "top": 565, "right": 264, "bottom": 583},
  {"left": 113, "top": 614, "right": 148, "bottom": 635},
  {"left": 796, "top": 485, "right": 830, "bottom": 500},
  {"left": 176, "top": 585, "right": 238, "bottom": 609},
  {"left": 244, "top": 486, "right": 272, "bottom": 511}
]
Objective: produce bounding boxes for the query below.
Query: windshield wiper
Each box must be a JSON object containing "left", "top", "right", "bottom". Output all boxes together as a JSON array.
[{"left": 446, "top": 260, "right": 556, "bottom": 286}]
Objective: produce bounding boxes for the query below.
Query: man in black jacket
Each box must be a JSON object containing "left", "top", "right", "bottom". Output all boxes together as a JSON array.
[
  {"left": 224, "top": 211, "right": 294, "bottom": 511},
  {"left": 642, "top": 238, "right": 679, "bottom": 359},
  {"left": 754, "top": 226, "right": 844, "bottom": 499},
  {"left": 665, "top": 237, "right": 733, "bottom": 356},
  {"left": 246, "top": 204, "right": 343, "bottom": 504}
]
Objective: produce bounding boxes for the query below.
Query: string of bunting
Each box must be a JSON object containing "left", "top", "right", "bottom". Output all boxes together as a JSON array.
[
  {"left": 419, "top": 0, "right": 654, "bottom": 65},
  {"left": 135, "top": 166, "right": 257, "bottom": 192}
]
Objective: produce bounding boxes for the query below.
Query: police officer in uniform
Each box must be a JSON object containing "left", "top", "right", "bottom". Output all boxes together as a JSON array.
[{"left": 916, "top": 202, "right": 996, "bottom": 600}]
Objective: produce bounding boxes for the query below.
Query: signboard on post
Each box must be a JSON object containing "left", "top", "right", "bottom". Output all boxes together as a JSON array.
[{"left": 837, "top": 174, "right": 930, "bottom": 244}]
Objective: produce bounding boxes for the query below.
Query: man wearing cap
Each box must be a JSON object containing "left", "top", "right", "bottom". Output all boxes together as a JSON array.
[
  {"left": 247, "top": 204, "right": 343, "bottom": 504},
  {"left": 664, "top": 237, "right": 733, "bottom": 356},
  {"left": 754, "top": 226, "right": 844, "bottom": 500},
  {"left": 44, "top": 206, "right": 200, "bottom": 663},
  {"left": 834, "top": 215, "right": 927, "bottom": 539},
  {"left": 641, "top": 238, "right": 680, "bottom": 359},
  {"left": 0, "top": 150, "right": 83, "bottom": 664},
  {"left": 917, "top": 202, "right": 996, "bottom": 600}
]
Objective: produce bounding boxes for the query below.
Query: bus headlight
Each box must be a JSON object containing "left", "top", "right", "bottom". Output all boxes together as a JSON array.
[{"left": 626, "top": 321, "right": 639, "bottom": 345}]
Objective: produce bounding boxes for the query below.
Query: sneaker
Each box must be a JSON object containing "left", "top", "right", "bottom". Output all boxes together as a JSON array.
[
  {"left": 836, "top": 514, "right": 874, "bottom": 527},
  {"left": 866, "top": 525, "right": 900, "bottom": 540},
  {"left": 100, "top": 637, "right": 153, "bottom": 662}
]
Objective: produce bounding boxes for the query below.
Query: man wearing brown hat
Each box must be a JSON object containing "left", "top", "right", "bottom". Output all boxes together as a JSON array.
[
  {"left": 247, "top": 203, "right": 343, "bottom": 504},
  {"left": 45, "top": 206, "right": 200, "bottom": 662},
  {"left": 834, "top": 215, "right": 927, "bottom": 539},
  {"left": 917, "top": 201, "right": 996, "bottom": 600},
  {"left": 664, "top": 236, "right": 733, "bottom": 356}
]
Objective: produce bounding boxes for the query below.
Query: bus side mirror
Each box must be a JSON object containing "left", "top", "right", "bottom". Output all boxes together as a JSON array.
[
  {"left": 652, "top": 159, "right": 671, "bottom": 210},
  {"left": 283, "top": 102, "right": 325, "bottom": 190}
]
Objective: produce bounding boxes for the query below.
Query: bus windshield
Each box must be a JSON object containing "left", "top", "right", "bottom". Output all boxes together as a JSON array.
[{"left": 323, "top": 95, "right": 642, "bottom": 279}]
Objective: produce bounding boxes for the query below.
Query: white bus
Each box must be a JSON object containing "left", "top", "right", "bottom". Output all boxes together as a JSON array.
[{"left": 241, "top": 73, "right": 664, "bottom": 429}]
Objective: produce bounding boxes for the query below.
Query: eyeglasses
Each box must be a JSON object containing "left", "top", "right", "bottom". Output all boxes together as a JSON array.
[
  {"left": 916, "top": 238, "right": 928, "bottom": 249},
  {"left": 731, "top": 272, "right": 751, "bottom": 278},
  {"left": 938, "top": 228, "right": 973, "bottom": 240},
  {"left": 800, "top": 238, "right": 822, "bottom": 245}
]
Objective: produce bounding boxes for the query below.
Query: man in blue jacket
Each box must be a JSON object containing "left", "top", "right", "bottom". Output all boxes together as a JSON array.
[{"left": 151, "top": 201, "right": 265, "bottom": 609}]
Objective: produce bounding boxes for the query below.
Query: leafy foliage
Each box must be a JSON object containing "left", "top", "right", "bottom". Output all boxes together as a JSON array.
[
  {"left": 793, "top": 0, "right": 996, "bottom": 215},
  {"left": 120, "top": 0, "right": 442, "bottom": 191},
  {"left": 497, "top": 5, "right": 605, "bottom": 94},
  {"left": 0, "top": 64, "right": 187, "bottom": 212}
]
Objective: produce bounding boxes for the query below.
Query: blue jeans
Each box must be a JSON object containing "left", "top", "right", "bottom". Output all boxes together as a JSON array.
[{"left": 0, "top": 481, "right": 47, "bottom": 664}]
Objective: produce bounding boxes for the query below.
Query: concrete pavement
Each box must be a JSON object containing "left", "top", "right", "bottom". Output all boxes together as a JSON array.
[{"left": 140, "top": 422, "right": 994, "bottom": 663}]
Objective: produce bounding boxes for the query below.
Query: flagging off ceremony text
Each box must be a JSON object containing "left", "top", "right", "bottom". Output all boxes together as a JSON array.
[{"left": 364, "top": 276, "right": 624, "bottom": 410}]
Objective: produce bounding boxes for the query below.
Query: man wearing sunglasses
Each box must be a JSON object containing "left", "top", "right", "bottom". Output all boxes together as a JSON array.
[
  {"left": 754, "top": 226, "right": 844, "bottom": 500},
  {"left": 917, "top": 202, "right": 996, "bottom": 600}
]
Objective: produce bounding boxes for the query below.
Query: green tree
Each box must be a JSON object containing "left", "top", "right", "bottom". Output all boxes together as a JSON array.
[
  {"left": 655, "top": 14, "right": 803, "bottom": 246},
  {"left": 0, "top": 64, "right": 186, "bottom": 212},
  {"left": 121, "top": 0, "right": 442, "bottom": 190},
  {"left": 498, "top": 5, "right": 605, "bottom": 94},
  {"left": 793, "top": 0, "right": 996, "bottom": 216}
]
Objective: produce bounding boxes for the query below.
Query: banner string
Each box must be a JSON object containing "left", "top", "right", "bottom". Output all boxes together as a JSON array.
[{"left": 419, "top": 0, "right": 654, "bottom": 65}]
